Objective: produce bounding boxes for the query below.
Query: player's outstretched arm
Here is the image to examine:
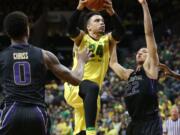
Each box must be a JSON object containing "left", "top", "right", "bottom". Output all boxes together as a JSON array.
[
  {"left": 109, "top": 43, "right": 133, "bottom": 81},
  {"left": 139, "top": 0, "right": 159, "bottom": 78},
  {"left": 159, "top": 63, "right": 180, "bottom": 80},
  {"left": 103, "top": 0, "right": 124, "bottom": 42},
  {"left": 67, "top": 0, "right": 87, "bottom": 46},
  {"left": 43, "top": 49, "right": 90, "bottom": 85}
]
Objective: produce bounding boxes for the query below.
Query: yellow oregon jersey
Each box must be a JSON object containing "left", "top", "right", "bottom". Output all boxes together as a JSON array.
[{"left": 73, "top": 34, "right": 110, "bottom": 88}]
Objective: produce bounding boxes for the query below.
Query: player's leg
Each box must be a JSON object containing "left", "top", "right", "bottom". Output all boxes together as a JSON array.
[
  {"left": 96, "top": 95, "right": 101, "bottom": 127},
  {"left": 64, "top": 83, "right": 86, "bottom": 135},
  {"left": 79, "top": 80, "right": 99, "bottom": 135},
  {"left": 74, "top": 106, "right": 86, "bottom": 135}
]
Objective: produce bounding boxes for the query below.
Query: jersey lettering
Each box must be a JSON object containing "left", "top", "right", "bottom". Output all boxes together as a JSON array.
[
  {"left": 125, "top": 81, "right": 140, "bottom": 97},
  {"left": 13, "top": 61, "right": 31, "bottom": 85},
  {"left": 88, "top": 44, "right": 104, "bottom": 61}
]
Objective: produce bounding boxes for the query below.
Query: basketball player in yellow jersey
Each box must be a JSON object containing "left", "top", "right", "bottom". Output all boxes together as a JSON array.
[{"left": 64, "top": 0, "right": 124, "bottom": 134}]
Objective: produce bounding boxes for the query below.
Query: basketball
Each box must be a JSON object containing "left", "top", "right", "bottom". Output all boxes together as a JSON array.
[{"left": 85, "top": 0, "right": 105, "bottom": 11}]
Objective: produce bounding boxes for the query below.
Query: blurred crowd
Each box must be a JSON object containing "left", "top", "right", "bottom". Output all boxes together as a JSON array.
[{"left": 0, "top": 0, "right": 179, "bottom": 135}]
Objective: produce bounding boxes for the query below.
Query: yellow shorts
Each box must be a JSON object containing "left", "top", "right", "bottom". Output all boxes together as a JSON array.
[
  {"left": 64, "top": 82, "right": 83, "bottom": 108},
  {"left": 64, "top": 83, "right": 101, "bottom": 135}
]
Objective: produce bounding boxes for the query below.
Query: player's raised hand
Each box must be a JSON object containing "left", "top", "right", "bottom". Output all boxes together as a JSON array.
[
  {"left": 138, "top": 0, "right": 147, "bottom": 4},
  {"left": 77, "top": 48, "right": 92, "bottom": 63},
  {"left": 77, "top": 0, "right": 88, "bottom": 10},
  {"left": 103, "top": 0, "right": 115, "bottom": 16}
]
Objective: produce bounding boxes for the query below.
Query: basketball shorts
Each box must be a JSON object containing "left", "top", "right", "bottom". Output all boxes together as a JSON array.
[
  {"left": 0, "top": 102, "right": 47, "bottom": 135},
  {"left": 64, "top": 82, "right": 101, "bottom": 135},
  {"left": 126, "top": 117, "right": 162, "bottom": 135}
]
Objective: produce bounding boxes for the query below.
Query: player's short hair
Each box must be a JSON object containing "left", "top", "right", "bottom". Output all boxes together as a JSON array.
[
  {"left": 3, "top": 11, "right": 28, "bottom": 39},
  {"left": 84, "top": 12, "right": 102, "bottom": 33}
]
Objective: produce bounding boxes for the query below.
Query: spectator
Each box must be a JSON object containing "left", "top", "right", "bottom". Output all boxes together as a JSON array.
[{"left": 163, "top": 106, "right": 180, "bottom": 135}]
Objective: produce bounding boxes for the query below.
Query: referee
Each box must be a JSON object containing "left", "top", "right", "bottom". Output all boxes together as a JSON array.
[{"left": 163, "top": 106, "right": 180, "bottom": 135}]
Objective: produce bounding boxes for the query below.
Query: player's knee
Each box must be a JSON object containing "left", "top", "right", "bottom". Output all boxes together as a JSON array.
[{"left": 90, "top": 84, "right": 99, "bottom": 97}]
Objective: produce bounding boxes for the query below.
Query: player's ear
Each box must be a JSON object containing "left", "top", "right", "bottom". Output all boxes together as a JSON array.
[{"left": 87, "top": 23, "right": 91, "bottom": 32}]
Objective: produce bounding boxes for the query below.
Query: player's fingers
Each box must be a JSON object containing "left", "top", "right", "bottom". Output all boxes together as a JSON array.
[
  {"left": 103, "top": 1, "right": 112, "bottom": 9},
  {"left": 84, "top": 48, "right": 91, "bottom": 57},
  {"left": 82, "top": 48, "right": 87, "bottom": 54},
  {"left": 103, "top": 3, "right": 111, "bottom": 9},
  {"left": 81, "top": 0, "right": 88, "bottom": 4},
  {"left": 88, "top": 51, "right": 93, "bottom": 58},
  {"left": 104, "top": 0, "right": 112, "bottom": 5},
  {"left": 84, "top": 48, "right": 90, "bottom": 55}
]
